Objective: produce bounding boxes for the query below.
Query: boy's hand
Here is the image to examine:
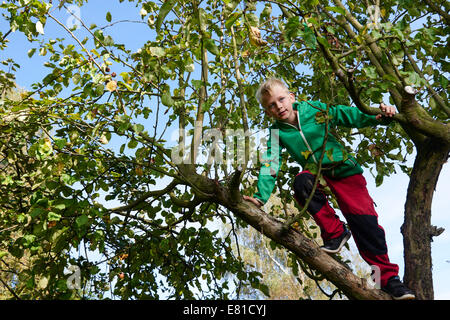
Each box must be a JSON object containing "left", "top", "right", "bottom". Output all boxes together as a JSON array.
[
  {"left": 243, "top": 195, "right": 263, "bottom": 208},
  {"left": 376, "top": 102, "right": 396, "bottom": 119}
]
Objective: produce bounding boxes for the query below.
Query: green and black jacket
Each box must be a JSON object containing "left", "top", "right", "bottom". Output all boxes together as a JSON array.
[{"left": 254, "top": 100, "right": 390, "bottom": 205}]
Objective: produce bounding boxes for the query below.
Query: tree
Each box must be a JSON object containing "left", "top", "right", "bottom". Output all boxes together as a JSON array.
[{"left": 0, "top": 0, "right": 447, "bottom": 300}]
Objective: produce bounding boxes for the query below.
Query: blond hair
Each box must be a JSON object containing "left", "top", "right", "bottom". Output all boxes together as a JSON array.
[{"left": 255, "top": 78, "right": 290, "bottom": 105}]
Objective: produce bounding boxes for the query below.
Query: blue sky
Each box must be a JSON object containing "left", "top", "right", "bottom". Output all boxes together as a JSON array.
[{"left": 1, "top": 0, "right": 449, "bottom": 299}]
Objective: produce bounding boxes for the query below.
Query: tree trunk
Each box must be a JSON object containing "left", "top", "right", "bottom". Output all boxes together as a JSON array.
[{"left": 401, "top": 138, "right": 449, "bottom": 300}]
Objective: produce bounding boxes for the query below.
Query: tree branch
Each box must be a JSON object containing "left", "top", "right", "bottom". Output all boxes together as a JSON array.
[
  {"left": 399, "top": 40, "right": 450, "bottom": 117},
  {"left": 215, "top": 189, "right": 393, "bottom": 300},
  {"left": 109, "top": 179, "right": 179, "bottom": 212},
  {"left": 421, "top": 0, "right": 450, "bottom": 25}
]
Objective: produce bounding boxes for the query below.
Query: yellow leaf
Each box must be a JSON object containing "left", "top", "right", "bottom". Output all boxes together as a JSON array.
[
  {"left": 242, "top": 50, "right": 250, "bottom": 58},
  {"left": 99, "top": 134, "right": 109, "bottom": 144},
  {"left": 36, "top": 21, "right": 44, "bottom": 35},
  {"left": 38, "top": 277, "right": 48, "bottom": 289},
  {"left": 248, "top": 26, "right": 267, "bottom": 47},
  {"left": 301, "top": 150, "right": 311, "bottom": 159},
  {"left": 105, "top": 80, "right": 117, "bottom": 92}
]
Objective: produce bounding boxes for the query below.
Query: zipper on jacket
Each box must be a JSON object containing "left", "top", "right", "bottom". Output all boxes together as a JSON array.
[
  {"left": 280, "top": 118, "right": 318, "bottom": 164},
  {"left": 348, "top": 157, "right": 357, "bottom": 166},
  {"left": 296, "top": 115, "right": 318, "bottom": 164}
]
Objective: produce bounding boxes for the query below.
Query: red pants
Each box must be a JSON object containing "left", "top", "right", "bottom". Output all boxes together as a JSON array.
[{"left": 293, "top": 171, "right": 399, "bottom": 287}]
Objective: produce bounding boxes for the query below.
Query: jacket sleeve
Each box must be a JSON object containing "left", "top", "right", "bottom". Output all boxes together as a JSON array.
[
  {"left": 253, "top": 128, "right": 282, "bottom": 205},
  {"left": 311, "top": 101, "right": 392, "bottom": 128}
]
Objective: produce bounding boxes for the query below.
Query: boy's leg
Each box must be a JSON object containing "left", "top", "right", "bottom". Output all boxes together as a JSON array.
[
  {"left": 323, "top": 173, "right": 399, "bottom": 288},
  {"left": 293, "top": 171, "right": 344, "bottom": 242}
]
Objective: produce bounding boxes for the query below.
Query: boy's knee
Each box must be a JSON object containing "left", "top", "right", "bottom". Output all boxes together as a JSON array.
[
  {"left": 293, "top": 172, "right": 327, "bottom": 214},
  {"left": 293, "top": 172, "right": 315, "bottom": 201}
]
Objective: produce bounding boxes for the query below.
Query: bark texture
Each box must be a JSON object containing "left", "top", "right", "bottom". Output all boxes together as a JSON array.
[{"left": 401, "top": 138, "right": 449, "bottom": 299}]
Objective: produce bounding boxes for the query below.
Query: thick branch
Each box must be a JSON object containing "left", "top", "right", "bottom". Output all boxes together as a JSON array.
[
  {"left": 400, "top": 87, "right": 450, "bottom": 143},
  {"left": 231, "top": 25, "right": 250, "bottom": 170},
  {"left": 400, "top": 41, "right": 450, "bottom": 117},
  {"left": 314, "top": 9, "right": 450, "bottom": 143},
  {"left": 182, "top": 168, "right": 393, "bottom": 299},
  {"left": 421, "top": 0, "right": 450, "bottom": 25},
  {"left": 190, "top": 1, "right": 208, "bottom": 165},
  {"left": 221, "top": 195, "right": 393, "bottom": 300},
  {"left": 322, "top": 3, "right": 404, "bottom": 107}
]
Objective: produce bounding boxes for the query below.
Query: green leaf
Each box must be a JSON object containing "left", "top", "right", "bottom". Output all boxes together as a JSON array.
[
  {"left": 325, "top": 6, "right": 346, "bottom": 15},
  {"left": 72, "top": 73, "right": 81, "bottom": 85},
  {"left": 439, "top": 75, "right": 448, "bottom": 88},
  {"left": 31, "top": 207, "right": 46, "bottom": 218},
  {"left": 225, "top": 11, "right": 242, "bottom": 29},
  {"left": 259, "top": 283, "right": 270, "bottom": 297},
  {"left": 149, "top": 46, "right": 166, "bottom": 57},
  {"left": 48, "top": 212, "right": 62, "bottom": 221},
  {"left": 94, "top": 83, "right": 104, "bottom": 96},
  {"left": 161, "top": 91, "right": 174, "bottom": 106},
  {"left": 317, "top": 36, "right": 329, "bottom": 48},
  {"left": 375, "top": 174, "right": 383, "bottom": 187},
  {"left": 76, "top": 215, "right": 89, "bottom": 227},
  {"left": 133, "top": 123, "right": 145, "bottom": 133},
  {"left": 382, "top": 74, "right": 398, "bottom": 83},
  {"left": 155, "top": 0, "right": 177, "bottom": 32},
  {"left": 106, "top": 12, "right": 112, "bottom": 22},
  {"left": 0, "top": 251, "right": 8, "bottom": 259},
  {"left": 54, "top": 138, "right": 67, "bottom": 149},
  {"left": 203, "top": 38, "right": 220, "bottom": 56},
  {"left": 128, "top": 138, "right": 138, "bottom": 149},
  {"left": 28, "top": 48, "right": 36, "bottom": 58},
  {"left": 53, "top": 203, "right": 66, "bottom": 211},
  {"left": 364, "top": 66, "right": 377, "bottom": 79}
]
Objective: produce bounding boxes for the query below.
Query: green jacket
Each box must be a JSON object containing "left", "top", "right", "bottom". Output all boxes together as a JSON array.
[{"left": 254, "top": 100, "right": 389, "bottom": 204}]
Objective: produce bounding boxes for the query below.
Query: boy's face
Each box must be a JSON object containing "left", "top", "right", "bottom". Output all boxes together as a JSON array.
[{"left": 261, "top": 85, "right": 296, "bottom": 122}]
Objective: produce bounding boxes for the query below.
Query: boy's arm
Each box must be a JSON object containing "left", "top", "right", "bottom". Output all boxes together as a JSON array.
[
  {"left": 310, "top": 100, "right": 395, "bottom": 128},
  {"left": 243, "top": 195, "right": 264, "bottom": 207},
  {"left": 376, "top": 103, "right": 396, "bottom": 119},
  {"left": 244, "top": 128, "right": 282, "bottom": 206}
]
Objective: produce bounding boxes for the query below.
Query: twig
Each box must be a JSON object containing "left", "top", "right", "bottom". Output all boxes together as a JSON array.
[
  {"left": 109, "top": 179, "right": 179, "bottom": 212},
  {"left": 0, "top": 275, "right": 21, "bottom": 300},
  {"left": 48, "top": 12, "right": 104, "bottom": 73}
]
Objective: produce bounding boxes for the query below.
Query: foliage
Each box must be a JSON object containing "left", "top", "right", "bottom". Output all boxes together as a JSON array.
[{"left": 0, "top": 0, "right": 448, "bottom": 299}]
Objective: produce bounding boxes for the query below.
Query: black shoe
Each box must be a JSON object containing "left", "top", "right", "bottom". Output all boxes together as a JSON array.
[
  {"left": 382, "top": 276, "right": 415, "bottom": 300},
  {"left": 320, "top": 226, "right": 351, "bottom": 254}
]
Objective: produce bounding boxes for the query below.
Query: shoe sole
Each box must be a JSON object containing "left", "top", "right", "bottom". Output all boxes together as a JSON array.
[
  {"left": 392, "top": 293, "right": 415, "bottom": 300},
  {"left": 321, "top": 231, "right": 352, "bottom": 254}
]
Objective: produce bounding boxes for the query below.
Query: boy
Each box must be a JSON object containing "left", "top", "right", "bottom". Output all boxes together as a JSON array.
[{"left": 243, "top": 78, "right": 415, "bottom": 300}]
